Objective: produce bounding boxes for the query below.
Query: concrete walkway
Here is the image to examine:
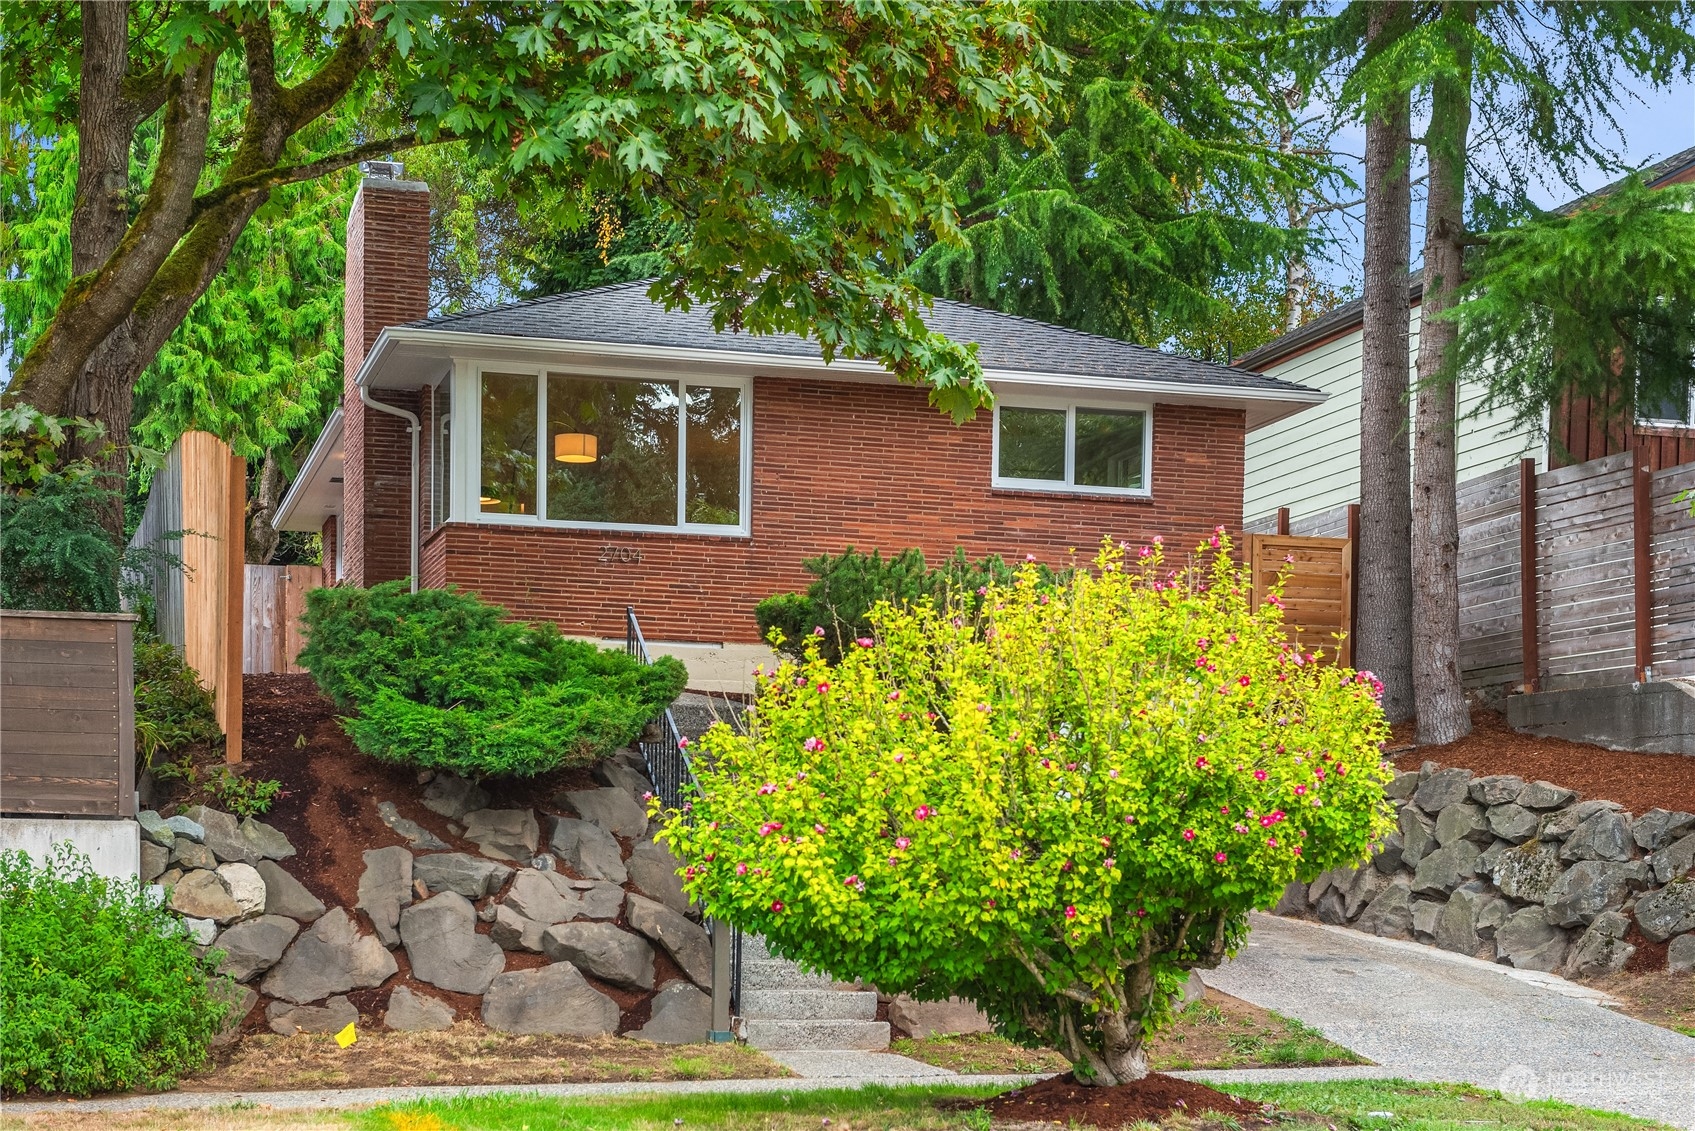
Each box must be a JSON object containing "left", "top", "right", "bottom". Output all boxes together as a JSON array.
[{"left": 1203, "top": 913, "right": 1695, "bottom": 1129}]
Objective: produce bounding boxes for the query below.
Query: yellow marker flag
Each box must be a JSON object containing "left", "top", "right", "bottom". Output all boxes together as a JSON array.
[{"left": 334, "top": 1022, "right": 357, "bottom": 1048}]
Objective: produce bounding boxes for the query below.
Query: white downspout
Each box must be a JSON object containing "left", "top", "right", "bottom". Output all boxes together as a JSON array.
[{"left": 359, "top": 385, "right": 421, "bottom": 593}]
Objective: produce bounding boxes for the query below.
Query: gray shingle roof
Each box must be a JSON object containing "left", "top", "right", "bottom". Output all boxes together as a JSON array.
[{"left": 407, "top": 281, "right": 1318, "bottom": 398}]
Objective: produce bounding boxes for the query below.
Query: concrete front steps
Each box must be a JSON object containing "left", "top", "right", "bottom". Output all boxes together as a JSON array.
[{"left": 735, "top": 936, "right": 890, "bottom": 1051}]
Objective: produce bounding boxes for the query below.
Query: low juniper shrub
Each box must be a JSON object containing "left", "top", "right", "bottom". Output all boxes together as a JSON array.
[{"left": 298, "top": 581, "right": 687, "bottom": 778}]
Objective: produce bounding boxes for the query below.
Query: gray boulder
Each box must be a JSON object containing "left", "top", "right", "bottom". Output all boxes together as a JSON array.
[
  {"left": 1634, "top": 880, "right": 1695, "bottom": 943},
  {"left": 1469, "top": 775, "right": 1527, "bottom": 806},
  {"left": 568, "top": 880, "right": 626, "bottom": 920},
  {"left": 1400, "top": 807, "right": 1438, "bottom": 870},
  {"left": 260, "top": 907, "right": 398, "bottom": 1004},
  {"left": 888, "top": 994, "right": 992, "bottom": 1038},
  {"left": 1542, "top": 799, "right": 1621, "bottom": 842},
  {"left": 399, "top": 891, "right": 506, "bottom": 995},
  {"left": 481, "top": 961, "right": 620, "bottom": 1036},
  {"left": 1340, "top": 865, "right": 1389, "bottom": 920},
  {"left": 491, "top": 903, "right": 548, "bottom": 952},
  {"left": 462, "top": 808, "right": 541, "bottom": 861},
  {"left": 1412, "top": 839, "right": 1481, "bottom": 897},
  {"left": 170, "top": 869, "right": 240, "bottom": 922},
  {"left": 356, "top": 845, "right": 415, "bottom": 948},
  {"left": 551, "top": 817, "right": 627, "bottom": 883},
  {"left": 413, "top": 852, "right": 513, "bottom": 899},
  {"left": 421, "top": 772, "right": 489, "bottom": 820},
  {"left": 384, "top": 985, "right": 455, "bottom": 1031},
  {"left": 1633, "top": 809, "right": 1695, "bottom": 853},
  {"left": 1372, "top": 831, "right": 1405, "bottom": 874},
  {"left": 209, "top": 982, "right": 258, "bottom": 1048},
  {"left": 180, "top": 805, "right": 257, "bottom": 864},
  {"left": 1493, "top": 840, "right": 1564, "bottom": 904},
  {"left": 1385, "top": 770, "right": 1421, "bottom": 800},
  {"left": 267, "top": 995, "right": 358, "bottom": 1036},
  {"left": 1667, "top": 931, "right": 1695, "bottom": 974},
  {"left": 594, "top": 759, "right": 655, "bottom": 799},
  {"left": 1517, "top": 781, "right": 1578, "bottom": 810},
  {"left": 1356, "top": 880, "right": 1414, "bottom": 938},
  {"left": 1495, "top": 906, "right": 1572, "bottom": 971},
  {"left": 1544, "top": 860, "right": 1645, "bottom": 928},
  {"left": 215, "top": 914, "right": 299, "bottom": 982},
  {"left": 1475, "top": 892, "right": 1512, "bottom": 940},
  {"left": 1411, "top": 899, "right": 1443, "bottom": 940},
  {"left": 138, "top": 810, "right": 176, "bottom": 849},
  {"left": 1559, "top": 808, "right": 1634, "bottom": 863},
  {"left": 217, "top": 862, "right": 267, "bottom": 920},
  {"left": 239, "top": 817, "right": 296, "bottom": 860},
  {"left": 1307, "top": 866, "right": 1355, "bottom": 906},
  {"left": 625, "top": 892, "right": 712, "bottom": 987},
  {"left": 1313, "top": 886, "right": 1349, "bottom": 925},
  {"left": 141, "top": 841, "right": 168, "bottom": 884},
  {"left": 376, "top": 801, "right": 449, "bottom": 851},
  {"left": 171, "top": 840, "right": 217, "bottom": 870},
  {"left": 628, "top": 840, "right": 690, "bottom": 914},
  {"left": 1487, "top": 803, "right": 1539, "bottom": 844},
  {"left": 1565, "top": 911, "right": 1635, "bottom": 978},
  {"left": 632, "top": 981, "right": 712, "bottom": 1044},
  {"left": 562, "top": 787, "right": 648, "bottom": 839},
  {"left": 1435, "top": 801, "right": 1493, "bottom": 847},
  {"left": 541, "top": 921, "right": 655, "bottom": 990},
  {"left": 164, "top": 814, "right": 206, "bottom": 842},
  {"left": 1273, "top": 879, "right": 1309, "bottom": 916},
  {"left": 1651, "top": 832, "right": 1695, "bottom": 885},
  {"left": 1434, "top": 889, "right": 1484, "bottom": 955},
  {"left": 505, "top": 868, "right": 577, "bottom": 925},
  {"left": 1477, "top": 838, "right": 1516, "bottom": 878},
  {"left": 180, "top": 916, "right": 218, "bottom": 946},
  {"left": 1413, "top": 768, "right": 1474, "bottom": 814},
  {"left": 257, "top": 860, "right": 326, "bottom": 921}
]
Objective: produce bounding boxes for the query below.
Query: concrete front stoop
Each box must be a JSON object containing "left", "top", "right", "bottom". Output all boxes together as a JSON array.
[{"left": 734, "top": 936, "right": 889, "bottom": 1051}]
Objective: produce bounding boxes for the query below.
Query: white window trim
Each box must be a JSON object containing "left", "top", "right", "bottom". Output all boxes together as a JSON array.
[
  {"left": 1638, "top": 386, "right": 1695, "bottom": 429},
  {"left": 451, "top": 358, "right": 753, "bottom": 537},
  {"left": 991, "top": 394, "right": 1153, "bottom": 498}
]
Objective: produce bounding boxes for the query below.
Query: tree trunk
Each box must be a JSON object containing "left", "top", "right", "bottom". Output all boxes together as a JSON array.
[
  {"left": 247, "top": 450, "right": 285, "bottom": 564},
  {"left": 1411, "top": 3, "right": 1475, "bottom": 745},
  {"left": 1354, "top": 2, "right": 1416, "bottom": 723}
]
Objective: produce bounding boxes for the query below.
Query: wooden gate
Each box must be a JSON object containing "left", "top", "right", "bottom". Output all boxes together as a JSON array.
[
  {"left": 244, "top": 565, "right": 320, "bottom": 674},
  {"left": 1245, "top": 534, "right": 1353, "bottom": 667}
]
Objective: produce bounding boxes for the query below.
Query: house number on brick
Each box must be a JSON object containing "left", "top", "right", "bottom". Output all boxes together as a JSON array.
[{"left": 600, "top": 545, "right": 644, "bottom": 564}]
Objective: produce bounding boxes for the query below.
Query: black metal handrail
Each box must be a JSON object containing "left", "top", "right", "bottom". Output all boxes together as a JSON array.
[{"left": 624, "top": 606, "right": 741, "bottom": 1025}]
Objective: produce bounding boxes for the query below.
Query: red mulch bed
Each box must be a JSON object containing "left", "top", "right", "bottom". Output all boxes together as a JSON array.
[
  {"left": 946, "top": 1072, "right": 1266, "bottom": 1128},
  {"left": 223, "top": 673, "right": 661, "bottom": 1037},
  {"left": 1390, "top": 708, "right": 1695, "bottom": 815}
]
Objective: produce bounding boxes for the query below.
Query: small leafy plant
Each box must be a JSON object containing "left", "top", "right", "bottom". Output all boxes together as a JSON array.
[
  {"left": 666, "top": 535, "right": 1392, "bottom": 1086},
  {"left": 1, "top": 845, "right": 232, "bottom": 1095},
  {"left": 134, "top": 632, "right": 223, "bottom": 766},
  {"left": 298, "top": 582, "right": 687, "bottom": 778}
]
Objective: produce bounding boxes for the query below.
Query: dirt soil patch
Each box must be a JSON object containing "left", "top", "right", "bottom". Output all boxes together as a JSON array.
[
  {"left": 896, "top": 990, "right": 1365, "bottom": 1076},
  {"left": 944, "top": 1071, "right": 1265, "bottom": 1128},
  {"left": 177, "top": 1026, "right": 787, "bottom": 1092},
  {"left": 1590, "top": 971, "right": 1695, "bottom": 1037},
  {"left": 1390, "top": 708, "right": 1695, "bottom": 815}
]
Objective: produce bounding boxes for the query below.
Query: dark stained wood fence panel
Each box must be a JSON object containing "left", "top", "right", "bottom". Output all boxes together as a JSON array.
[
  {"left": 1246, "top": 534, "right": 1353, "bottom": 668},
  {"left": 0, "top": 611, "right": 137, "bottom": 817}
]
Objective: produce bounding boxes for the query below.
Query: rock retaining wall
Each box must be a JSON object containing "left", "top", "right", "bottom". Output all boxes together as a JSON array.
[
  {"left": 1274, "top": 761, "right": 1695, "bottom": 977},
  {"left": 144, "top": 748, "right": 715, "bottom": 1044}
]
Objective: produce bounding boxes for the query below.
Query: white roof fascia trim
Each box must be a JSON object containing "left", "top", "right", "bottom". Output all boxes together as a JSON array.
[
  {"left": 273, "top": 408, "right": 343, "bottom": 530},
  {"left": 356, "top": 326, "right": 1327, "bottom": 409}
]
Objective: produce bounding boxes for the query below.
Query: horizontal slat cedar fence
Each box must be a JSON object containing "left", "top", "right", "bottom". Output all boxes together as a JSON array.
[
  {"left": 244, "top": 565, "right": 320, "bottom": 674},
  {"left": 1245, "top": 534, "right": 1353, "bottom": 668},
  {"left": 0, "top": 611, "right": 137, "bottom": 816},
  {"left": 1251, "top": 449, "right": 1695, "bottom": 692}
]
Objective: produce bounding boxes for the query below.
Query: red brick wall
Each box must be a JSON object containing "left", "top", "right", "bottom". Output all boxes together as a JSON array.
[
  {"left": 343, "top": 177, "right": 430, "bottom": 586},
  {"left": 427, "top": 376, "right": 1246, "bottom": 643},
  {"left": 320, "top": 515, "right": 338, "bottom": 589}
]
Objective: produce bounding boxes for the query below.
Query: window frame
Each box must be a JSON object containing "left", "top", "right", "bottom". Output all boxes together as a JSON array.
[
  {"left": 991, "top": 394, "right": 1153, "bottom": 497},
  {"left": 457, "top": 360, "right": 754, "bottom": 537},
  {"left": 1637, "top": 386, "right": 1695, "bottom": 429}
]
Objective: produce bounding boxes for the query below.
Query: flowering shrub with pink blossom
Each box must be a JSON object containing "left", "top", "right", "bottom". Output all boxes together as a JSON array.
[{"left": 661, "top": 536, "right": 1391, "bottom": 1086}]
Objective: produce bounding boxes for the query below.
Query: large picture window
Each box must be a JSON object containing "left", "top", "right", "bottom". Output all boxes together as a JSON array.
[
  {"left": 993, "top": 401, "right": 1151, "bottom": 495},
  {"left": 476, "top": 369, "right": 748, "bottom": 533}
]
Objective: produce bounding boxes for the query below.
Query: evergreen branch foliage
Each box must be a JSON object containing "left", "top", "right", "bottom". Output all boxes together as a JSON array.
[
  {"left": 1448, "top": 177, "right": 1695, "bottom": 437},
  {"left": 297, "top": 582, "right": 687, "bottom": 778},
  {"left": 1, "top": 845, "right": 233, "bottom": 1095}
]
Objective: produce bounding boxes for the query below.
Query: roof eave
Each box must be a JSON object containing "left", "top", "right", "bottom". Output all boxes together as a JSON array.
[{"left": 273, "top": 408, "right": 343, "bottom": 533}]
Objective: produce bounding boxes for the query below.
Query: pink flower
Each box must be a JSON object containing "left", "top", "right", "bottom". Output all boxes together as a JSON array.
[
  {"left": 976, "top": 702, "right": 991, "bottom": 713},
  {"left": 913, "top": 805, "right": 933, "bottom": 820},
  {"left": 1294, "top": 784, "right": 1308, "bottom": 796},
  {"left": 759, "top": 822, "right": 783, "bottom": 836},
  {"left": 1253, "top": 770, "right": 1268, "bottom": 782},
  {"left": 817, "top": 682, "right": 830, "bottom": 694},
  {"left": 1026, "top": 553, "right": 1037, "bottom": 562},
  {"left": 1109, "top": 769, "right": 1119, "bottom": 779},
  {"left": 1104, "top": 857, "right": 1116, "bottom": 867},
  {"left": 678, "top": 737, "right": 690, "bottom": 749},
  {"left": 886, "top": 690, "right": 901, "bottom": 702},
  {"left": 1292, "top": 846, "right": 1303, "bottom": 856},
  {"left": 1064, "top": 905, "right": 1078, "bottom": 920},
  {"left": 1124, "top": 815, "right": 1136, "bottom": 825},
  {"left": 1238, "top": 675, "right": 1251, "bottom": 687},
  {"left": 1214, "top": 852, "right": 1228, "bottom": 864},
  {"left": 1234, "top": 823, "right": 1249, "bottom": 834},
  {"left": 845, "top": 874, "right": 864, "bottom": 891},
  {"left": 804, "top": 736, "right": 825, "bottom": 752},
  {"left": 1196, "top": 757, "right": 1210, "bottom": 770},
  {"left": 814, "top": 824, "right": 828, "bottom": 835},
  {"left": 1182, "top": 829, "right": 1196, "bottom": 842},
  {"left": 736, "top": 863, "right": 748, "bottom": 876},
  {"left": 1259, "top": 815, "right": 1274, "bottom": 828},
  {"left": 643, "top": 791, "right": 655, "bottom": 802},
  {"left": 1219, "top": 805, "right": 1230, "bottom": 815},
  {"left": 856, "top": 637, "right": 875, "bottom": 648},
  {"left": 1040, "top": 758, "right": 1052, "bottom": 769},
  {"left": 771, "top": 900, "right": 786, "bottom": 913},
  {"left": 1267, "top": 837, "right": 1278, "bottom": 847},
  {"left": 812, "top": 626, "right": 826, "bottom": 637},
  {"left": 758, "top": 783, "right": 777, "bottom": 796},
  {"left": 895, "top": 837, "right": 911, "bottom": 849},
  {"left": 893, "top": 753, "right": 905, "bottom": 763}
]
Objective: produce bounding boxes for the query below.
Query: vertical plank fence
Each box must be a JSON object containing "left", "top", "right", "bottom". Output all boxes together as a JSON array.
[
  {"left": 1245, "top": 534, "right": 1353, "bottom": 667},
  {"left": 244, "top": 565, "right": 320, "bottom": 674}
]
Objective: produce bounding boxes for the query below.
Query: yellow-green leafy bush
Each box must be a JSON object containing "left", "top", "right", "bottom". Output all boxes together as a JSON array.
[{"left": 665, "top": 536, "right": 1392, "bottom": 1085}]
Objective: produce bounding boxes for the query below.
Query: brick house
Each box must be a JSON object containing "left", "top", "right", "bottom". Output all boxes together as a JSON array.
[{"left": 276, "top": 168, "right": 1326, "bottom": 688}]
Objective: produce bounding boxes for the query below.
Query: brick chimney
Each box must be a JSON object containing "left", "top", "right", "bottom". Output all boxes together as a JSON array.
[{"left": 342, "top": 163, "right": 429, "bottom": 586}]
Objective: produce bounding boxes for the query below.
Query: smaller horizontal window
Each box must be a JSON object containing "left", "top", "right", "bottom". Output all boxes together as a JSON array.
[{"left": 993, "top": 402, "right": 1151, "bottom": 495}]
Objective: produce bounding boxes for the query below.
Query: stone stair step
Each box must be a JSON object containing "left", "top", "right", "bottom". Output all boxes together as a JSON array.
[
  {"left": 739, "top": 988, "right": 879, "bottom": 1022},
  {"left": 739, "top": 958, "right": 856, "bottom": 992},
  {"left": 738, "top": 1018, "right": 891, "bottom": 1051}
]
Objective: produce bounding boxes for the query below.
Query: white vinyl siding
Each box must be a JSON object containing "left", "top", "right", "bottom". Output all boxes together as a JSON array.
[{"left": 1243, "top": 306, "right": 1545, "bottom": 526}]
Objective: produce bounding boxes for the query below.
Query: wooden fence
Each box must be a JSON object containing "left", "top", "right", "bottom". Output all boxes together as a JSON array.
[
  {"left": 0, "top": 611, "right": 137, "bottom": 817},
  {"left": 127, "top": 431, "right": 245, "bottom": 761},
  {"left": 244, "top": 564, "right": 319, "bottom": 674},
  {"left": 1245, "top": 534, "right": 1354, "bottom": 667}
]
